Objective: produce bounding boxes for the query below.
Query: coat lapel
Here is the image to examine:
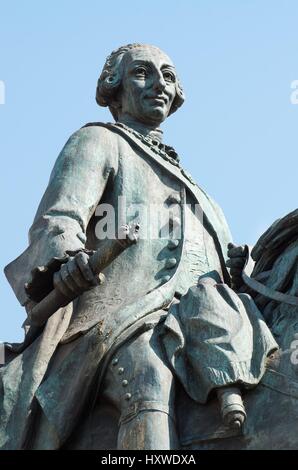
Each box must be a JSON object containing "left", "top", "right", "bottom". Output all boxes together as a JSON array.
[{"left": 84, "top": 122, "right": 231, "bottom": 284}]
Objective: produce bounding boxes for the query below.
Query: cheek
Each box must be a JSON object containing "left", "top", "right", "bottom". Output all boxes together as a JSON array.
[
  {"left": 168, "top": 86, "right": 176, "bottom": 104},
  {"left": 122, "top": 79, "right": 143, "bottom": 98},
  {"left": 129, "top": 82, "right": 146, "bottom": 107}
]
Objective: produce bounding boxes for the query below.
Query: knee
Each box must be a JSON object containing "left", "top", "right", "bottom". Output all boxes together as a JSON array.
[{"left": 119, "top": 399, "right": 175, "bottom": 426}]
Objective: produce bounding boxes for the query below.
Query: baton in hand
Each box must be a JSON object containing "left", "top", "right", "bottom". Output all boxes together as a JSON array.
[{"left": 27, "top": 223, "right": 139, "bottom": 327}]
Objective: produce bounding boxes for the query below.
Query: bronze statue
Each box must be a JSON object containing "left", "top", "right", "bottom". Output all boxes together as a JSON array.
[{"left": 1, "top": 44, "right": 297, "bottom": 450}]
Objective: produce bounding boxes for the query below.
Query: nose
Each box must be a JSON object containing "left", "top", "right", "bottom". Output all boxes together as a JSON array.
[{"left": 153, "top": 71, "right": 166, "bottom": 92}]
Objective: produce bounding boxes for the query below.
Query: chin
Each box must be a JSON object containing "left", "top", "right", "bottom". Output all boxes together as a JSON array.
[{"left": 145, "top": 108, "right": 167, "bottom": 124}]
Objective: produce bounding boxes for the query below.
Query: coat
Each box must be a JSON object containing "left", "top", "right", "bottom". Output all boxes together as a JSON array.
[{"left": 1, "top": 123, "right": 232, "bottom": 448}]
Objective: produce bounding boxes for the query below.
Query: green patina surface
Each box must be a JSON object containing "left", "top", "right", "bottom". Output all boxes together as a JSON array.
[{"left": 1, "top": 44, "right": 297, "bottom": 450}]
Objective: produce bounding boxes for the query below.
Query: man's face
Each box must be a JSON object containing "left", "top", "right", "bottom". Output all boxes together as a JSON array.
[{"left": 119, "top": 46, "right": 177, "bottom": 126}]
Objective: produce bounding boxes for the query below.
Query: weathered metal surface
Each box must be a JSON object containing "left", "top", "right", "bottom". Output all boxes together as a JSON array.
[{"left": 1, "top": 44, "right": 296, "bottom": 450}]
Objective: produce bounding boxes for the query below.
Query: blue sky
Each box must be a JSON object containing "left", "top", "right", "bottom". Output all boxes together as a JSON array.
[{"left": 1, "top": 0, "right": 298, "bottom": 341}]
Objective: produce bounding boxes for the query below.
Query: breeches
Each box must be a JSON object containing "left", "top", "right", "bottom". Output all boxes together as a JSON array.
[{"left": 101, "top": 325, "right": 176, "bottom": 425}]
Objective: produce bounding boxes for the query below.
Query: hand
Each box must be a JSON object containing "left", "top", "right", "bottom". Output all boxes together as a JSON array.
[
  {"left": 53, "top": 251, "right": 103, "bottom": 298},
  {"left": 226, "top": 243, "right": 247, "bottom": 290}
]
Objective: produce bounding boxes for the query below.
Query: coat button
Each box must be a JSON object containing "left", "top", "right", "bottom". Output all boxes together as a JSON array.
[
  {"left": 160, "top": 275, "right": 171, "bottom": 284},
  {"left": 168, "top": 239, "right": 179, "bottom": 250},
  {"left": 118, "top": 367, "right": 124, "bottom": 375},
  {"left": 124, "top": 393, "right": 132, "bottom": 401},
  {"left": 165, "top": 258, "right": 177, "bottom": 269},
  {"left": 112, "top": 358, "right": 119, "bottom": 366},
  {"left": 122, "top": 380, "right": 129, "bottom": 387},
  {"left": 165, "top": 194, "right": 181, "bottom": 205}
]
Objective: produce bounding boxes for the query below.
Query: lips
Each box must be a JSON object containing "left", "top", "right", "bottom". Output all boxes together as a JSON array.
[{"left": 146, "top": 95, "right": 168, "bottom": 105}]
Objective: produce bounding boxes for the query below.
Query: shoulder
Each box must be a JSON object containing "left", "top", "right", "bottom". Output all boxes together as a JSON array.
[
  {"left": 60, "top": 122, "right": 120, "bottom": 164},
  {"left": 50, "top": 123, "right": 120, "bottom": 178},
  {"left": 67, "top": 122, "right": 120, "bottom": 150}
]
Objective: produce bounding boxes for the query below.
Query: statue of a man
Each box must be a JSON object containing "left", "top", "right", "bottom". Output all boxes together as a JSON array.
[{"left": 1, "top": 44, "right": 277, "bottom": 450}]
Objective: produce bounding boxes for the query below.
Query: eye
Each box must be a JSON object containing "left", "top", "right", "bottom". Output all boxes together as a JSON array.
[
  {"left": 163, "top": 71, "right": 176, "bottom": 83},
  {"left": 134, "top": 66, "right": 148, "bottom": 78}
]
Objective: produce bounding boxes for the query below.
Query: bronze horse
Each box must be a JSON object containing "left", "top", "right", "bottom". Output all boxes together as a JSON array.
[{"left": 179, "top": 209, "right": 298, "bottom": 450}]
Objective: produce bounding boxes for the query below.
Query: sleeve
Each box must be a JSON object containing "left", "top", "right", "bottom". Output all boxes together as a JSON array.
[
  {"left": 4, "top": 125, "right": 118, "bottom": 305},
  {"left": 207, "top": 195, "right": 233, "bottom": 261}
]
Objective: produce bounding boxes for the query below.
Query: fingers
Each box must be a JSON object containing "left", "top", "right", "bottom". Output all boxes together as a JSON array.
[
  {"left": 226, "top": 243, "right": 247, "bottom": 291},
  {"left": 226, "top": 257, "right": 246, "bottom": 269},
  {"left": 227, "top": 244, "right": 246, "bottom": 259},
  {"left": 75, "top": 252, "right": 99, "bottom": 286},
  {"left": 60, "top": 261, "right": 79, "bottom": 292},
  {"left": 53, "top": 266, "right": 74, "bottom": 298},
  {"left": 68, "top": 255, "right": 92, "bottom": 290},
  {"left": 230, "top": 267, "right": 244, "bottom": 289},
  {"left": 53, "top": 252, "right": 100, "bottom": 297},
  {"left": 229, "top": 267, "right": 243, "bottom": 277}
]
